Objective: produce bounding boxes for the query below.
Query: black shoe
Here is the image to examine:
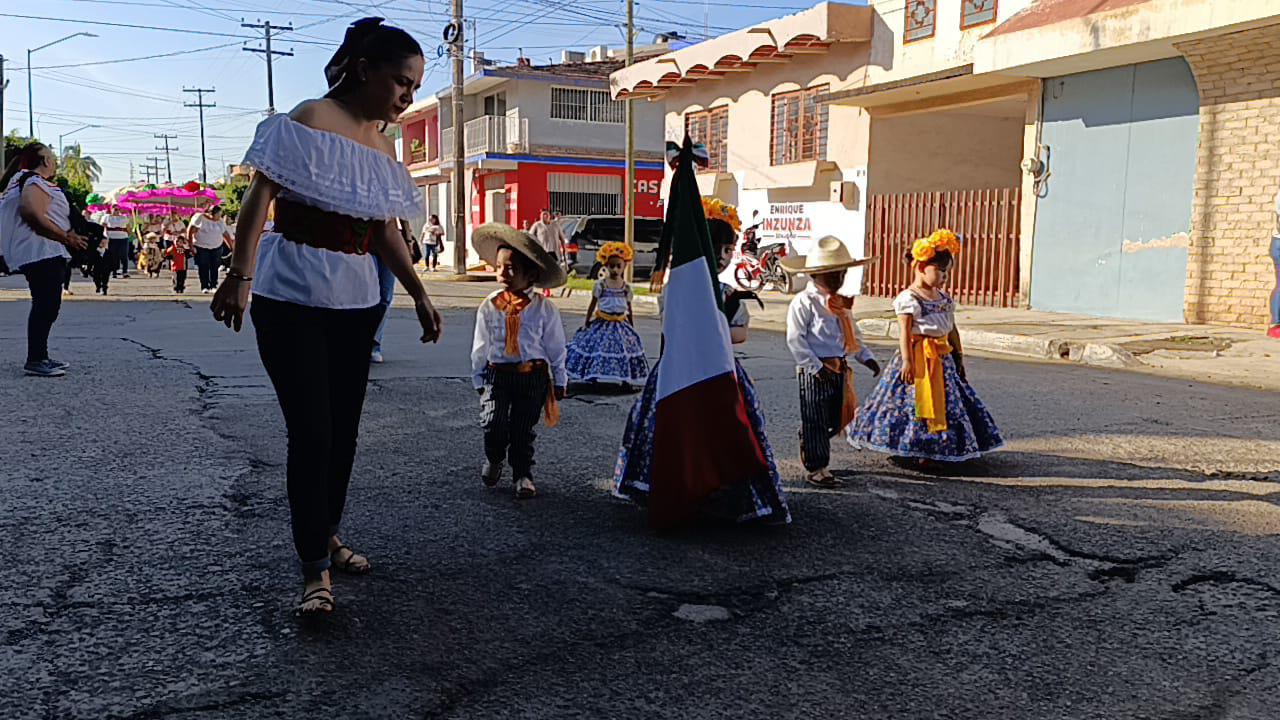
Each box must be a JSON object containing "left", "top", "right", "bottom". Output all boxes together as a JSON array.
[{"left": 24, "top": 360, "right": 66, "bottom": 377}]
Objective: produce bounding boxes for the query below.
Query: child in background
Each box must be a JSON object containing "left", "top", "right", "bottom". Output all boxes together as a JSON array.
[
  {"left": 782, "top": 236, "right": 880, "bottom": 488},
  {"left": 163, "top": 238, "right": 193, "bottom": 294},
  {"left": 566, "top": 241, "right": 648, "bottom": 389},
  {"left": 138, "top": 232, "right": 163, "bottom": 278},
  {"left": 847, "top": 230, "right": 1003, "bottom": 464},
  {"left": 471, "top": 223, "right": 569, "bottom": 500}
]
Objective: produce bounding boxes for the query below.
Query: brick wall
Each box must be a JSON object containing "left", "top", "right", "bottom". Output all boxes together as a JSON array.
[{"left": 1177, "top": 24, "right": 1280, "bottom": 328}]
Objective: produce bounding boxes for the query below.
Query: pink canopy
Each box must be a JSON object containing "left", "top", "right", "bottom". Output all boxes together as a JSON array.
[{"left": 114, "top": 185, "right": 219, "bottom": 207}]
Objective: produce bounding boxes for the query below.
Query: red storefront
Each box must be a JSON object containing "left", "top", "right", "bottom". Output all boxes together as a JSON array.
[{"left": 469, "top": 161, "right": 664, "bottom": 228}]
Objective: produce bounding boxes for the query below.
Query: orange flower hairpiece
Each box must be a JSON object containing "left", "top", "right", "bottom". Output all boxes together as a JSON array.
[
  {"left": 596, "top": 241, "right": 634, "bottom": 264},
  {"left": 911, "top": 229, "right": 962, "bottom": 263},
  {"left": 701, "top": 197, "right": 741, "bottom": 234}
]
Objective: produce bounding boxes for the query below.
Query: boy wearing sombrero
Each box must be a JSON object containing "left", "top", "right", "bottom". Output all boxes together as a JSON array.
[
  {"left": 782, "top": 236, "right": 881, "bottom": 488},
  {"left": 471, "top": 223, "right": 569, "bottom": 500}
]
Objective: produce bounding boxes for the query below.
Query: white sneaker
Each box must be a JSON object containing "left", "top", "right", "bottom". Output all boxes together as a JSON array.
[
  {"left": 201, "top": 288, "right": 210, "bottom": 294},
  {"left": 370, "top": 350, "right": 385, "bottom": 364}
]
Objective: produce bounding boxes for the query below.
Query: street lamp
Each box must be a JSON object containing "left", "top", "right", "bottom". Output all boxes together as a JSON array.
[
  {"left": 59, "top": 124, "right": 98, "bottom": 156},
  {"left": 28, "top": 32, "right": 98, "bottom": 137}
]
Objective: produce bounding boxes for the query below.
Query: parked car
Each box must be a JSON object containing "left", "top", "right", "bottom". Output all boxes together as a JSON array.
[{"left": 560, "top": 215, "right": 663, "bottom": 278}]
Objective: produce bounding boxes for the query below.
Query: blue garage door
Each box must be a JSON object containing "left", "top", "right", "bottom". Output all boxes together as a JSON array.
[{"left": 1030, "top": 58, "right": 1199, "bottom": 322}]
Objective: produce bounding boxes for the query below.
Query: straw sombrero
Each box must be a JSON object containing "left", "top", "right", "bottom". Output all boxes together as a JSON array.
[
  {"left": 780, "top": 236, "right": 872, "bottom": 274},
  {"left": 473, "top": 222, "right": 567, "bottom": 289}
]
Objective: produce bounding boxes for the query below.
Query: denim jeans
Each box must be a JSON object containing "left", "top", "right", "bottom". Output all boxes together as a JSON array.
[
  {"left": 194, "top": 247, "right": 222, "bottom": 290},
  {"left": 371, "top": 254, "right": 396, "bottom": 354},
  {"left": 21, "top": 257, "right": 66, "bottom": 364}
]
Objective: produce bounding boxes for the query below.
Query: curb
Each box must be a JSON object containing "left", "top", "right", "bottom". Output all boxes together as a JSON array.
[{"left": 855, "top": 318, "right": 1144, "bottom": 369}]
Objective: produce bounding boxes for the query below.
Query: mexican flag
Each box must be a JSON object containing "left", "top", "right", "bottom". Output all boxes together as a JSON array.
[{"left": 648, "top": 138, "right": 769, "bottom": 528}]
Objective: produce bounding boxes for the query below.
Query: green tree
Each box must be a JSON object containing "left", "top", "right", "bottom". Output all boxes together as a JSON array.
[
  {"left": 215, "top": 181, "right": 247, "bottom": 220},
  {"left": 60, "top": 144, "right": 102, "bottom": 188}
]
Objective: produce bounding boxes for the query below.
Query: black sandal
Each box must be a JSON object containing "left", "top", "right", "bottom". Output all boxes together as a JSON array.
[
  {"left": 330, "top": 545, "right": 372, "bottom": 575},
  {"left": 298, "top": 586, "right": 335, "bottom": 616}
]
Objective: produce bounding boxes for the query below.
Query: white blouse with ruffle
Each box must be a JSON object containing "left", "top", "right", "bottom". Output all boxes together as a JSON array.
[{"left": 243, "top": 114, "right": 424, "bottom": 309}]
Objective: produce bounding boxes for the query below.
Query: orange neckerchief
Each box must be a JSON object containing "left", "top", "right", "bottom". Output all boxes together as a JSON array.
[
  {"left": 492, "top": 290, "right": 532, "bottom": 357},
  {"left": 824, "top": 293, "right": 862, "bottom": 354},
  {"left": 910, "top": 335, "right": 952, "bottom": 434},
  {"left": 491, "top": 290, "right": 560, "bottom": 428}
]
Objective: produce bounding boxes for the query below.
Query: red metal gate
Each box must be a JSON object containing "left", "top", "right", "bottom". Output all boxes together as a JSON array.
[{"left": 864, "top": 188, "right": 1021, "bottom": 307}]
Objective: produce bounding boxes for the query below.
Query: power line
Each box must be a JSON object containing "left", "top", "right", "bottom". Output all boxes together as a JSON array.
[
  {"left": 0, "top": 13, "right": 338, "bottom": 46},
  {"left": 242, "top": 20, "right": 295, "bottom": 114},
  {"left": 19, "top": 42, "right": 244, "bottom": 71}
]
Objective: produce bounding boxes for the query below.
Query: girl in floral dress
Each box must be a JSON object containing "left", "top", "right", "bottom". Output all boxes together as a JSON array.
[
  {"left": 566, "top": 241, "right": 649, "bottom": 389},
  {"left": 846, "top": 230, "right": 1003, "bottom": 463}
]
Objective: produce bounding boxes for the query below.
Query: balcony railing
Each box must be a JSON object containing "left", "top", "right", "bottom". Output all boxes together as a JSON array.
[{"left": 442, "top": 116, "right": 528, "bottom": 161}]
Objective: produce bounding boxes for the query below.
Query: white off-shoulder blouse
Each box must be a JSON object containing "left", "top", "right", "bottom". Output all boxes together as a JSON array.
[{"left": 244, "top": 114, "right": 424, "bottom": 309}]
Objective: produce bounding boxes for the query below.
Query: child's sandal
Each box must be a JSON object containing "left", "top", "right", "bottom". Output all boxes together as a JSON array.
[
  {"left": 298, "top": 586, "right": 334, "bottom": 616},
  {"left": 515, "top": 477, "right": 537, "bottom": 499}
]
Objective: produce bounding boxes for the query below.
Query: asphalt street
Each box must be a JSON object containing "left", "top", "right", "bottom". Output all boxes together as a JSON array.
[{"left": 4, "top": 292, "right": 1280, "bottom": 719}]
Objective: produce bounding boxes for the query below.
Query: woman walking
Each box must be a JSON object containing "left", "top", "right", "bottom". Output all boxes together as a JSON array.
[
  {"left": 421, "top": 213, "right": 444, "bottom": 271},
  {"left": 210, "top": 17, "right": 443, "bottom": 616},
  {"left": 0, "top": 142, "right": 87, "bottom": 377}
]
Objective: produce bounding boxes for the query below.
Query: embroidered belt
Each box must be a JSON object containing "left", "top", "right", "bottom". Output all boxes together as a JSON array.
[
  {"left": 909, "top": 335, "right": 952, "bottom": 434},
  {"left": 820, "top": 357, "right": 859, "bottom": 431},
  {"left": 274, "top": 197, "right": 377, "bottom": 255},
  {"left": 594, "top": 310, "right": 628, "bottom": 322},
  {"left": 487, "top": 360, "right": 559, "bottom": 427}
]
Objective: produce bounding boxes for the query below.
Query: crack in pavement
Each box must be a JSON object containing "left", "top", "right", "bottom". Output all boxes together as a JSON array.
[
  {"left": 1172, "top": 572, "right": 1280, "bottom": 597},
  {"left": 867, "top": 485, "right": 1178, "bottom": 582}
]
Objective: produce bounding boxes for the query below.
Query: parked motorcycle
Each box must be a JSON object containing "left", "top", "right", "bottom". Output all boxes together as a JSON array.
[{"left": 732, "top": 242, "right": 795, "bottom": 294}]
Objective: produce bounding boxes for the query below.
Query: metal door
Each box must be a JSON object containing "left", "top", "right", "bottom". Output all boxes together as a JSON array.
[{"left": 1031, "top": 59, "right": 1198, "bottom": 321}]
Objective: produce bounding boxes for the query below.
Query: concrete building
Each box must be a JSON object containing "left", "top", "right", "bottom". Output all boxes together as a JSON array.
[
  {"left": 614, "top": 0, "right": 1280, "bottom": 329},
  {"left": 398, "top": 50, "right": 668, "bottom": 265},
  {"left": 611, "top": 3, "right": 876, "bottom": 295}
]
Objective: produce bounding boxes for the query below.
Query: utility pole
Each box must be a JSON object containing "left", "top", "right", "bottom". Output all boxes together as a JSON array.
[
  {"left": 184, "top": 87, "right": 215, "bottom": 183},
  {"left": 0, "top": 56, "right": 7, "bottom": 165},
  {"left": 154, "top": 134, "right": 178, "bottom": 184},
  {"left": 624, "top": 0, "right": 636, "bottom": 284},
  {"left": 450, "top": 2, "right": 467, "bottom": 274},
  {"left": 146, "top": 156, "right": 163, "bottom": 185},
  {"left": 242, "top": 21, "right": 293, "bottom": 116}
]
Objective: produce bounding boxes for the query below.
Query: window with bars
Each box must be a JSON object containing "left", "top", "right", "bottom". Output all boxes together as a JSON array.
[
  {"left": 905, "top": 0, "right": 936, "bottom": 42},
  {"left": 961, "top": 0, "right": 997, "bottom": 28},
  {"left": 550, "top": 87, "right": 624, "bottom": 123},
  {"left": 683, "top": 106, "right": 728, "bottom": 172},
  {"left": 770, "top": 86, "right": 828, "bottom": 166}
]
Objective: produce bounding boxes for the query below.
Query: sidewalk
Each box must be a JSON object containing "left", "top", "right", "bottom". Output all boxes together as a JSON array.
[{"left": 4, "top": 271, "right": 1278, "bottom": 391}]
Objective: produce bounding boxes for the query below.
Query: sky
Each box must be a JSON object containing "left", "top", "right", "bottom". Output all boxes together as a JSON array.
[{"left": 2, "top": 0, "right": 830, "bottom": 192}]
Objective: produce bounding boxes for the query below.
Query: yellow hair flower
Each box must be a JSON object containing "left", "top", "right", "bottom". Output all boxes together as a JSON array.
[
  {"left": 701, "top": 196, "right": 742, "bottom": 234},
  {"left": 912, "top": 228, "right": 962, "bottom": 263},
  {"left": 596, "top": 241, "right": 634, "bottom": 264}
]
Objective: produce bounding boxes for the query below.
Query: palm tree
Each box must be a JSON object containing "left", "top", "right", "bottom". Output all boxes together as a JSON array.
[{"left": 60, "top": 144, "right": 102, "bottom": 188}]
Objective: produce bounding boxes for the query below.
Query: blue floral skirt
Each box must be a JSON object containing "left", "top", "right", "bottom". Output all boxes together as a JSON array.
[
  {"left": 846, "top": 352, "right": 1003, "bottom": 462},
  {"left": 567, "top": 320, "right": 650, "bottom": 385},
  {"left": 614, "top": 358, "right": 791, "bottom": 524}
]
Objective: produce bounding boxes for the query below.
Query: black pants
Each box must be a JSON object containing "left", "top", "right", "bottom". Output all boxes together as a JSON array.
[
  {"left": 479, "top": 367, "right": 550, "bottom": 479},
  {"left": 798, "top": 367, "right": 845, "bottom": 472},
  {"left": 251, "top": 296, "right": 383, "bottom": 577},
  {"left": 173, "top": 270, "right": 187, "bottom": 293},
  {"left": 92, "top": 250, "right": 112, "bottom": 294},
  {"left": 21, "top": 257, "right": 66, "bottom": 364},
  {"left": 63, "top": 262, "right": 72, "bottom": 291},
  {"left": 195, "top": 247, "right": 221, "bottom": 290},
  {"left": 108, "top": 238, "right": 129, "bottom": 276}
]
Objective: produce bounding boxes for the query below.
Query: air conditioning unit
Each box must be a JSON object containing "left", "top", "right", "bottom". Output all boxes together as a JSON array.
[
  {"left": 561, "top": 50, "right": 586, "bottom": 63},
  {"left": 588, "top": 44, "right": 609, "bottom": 62}
]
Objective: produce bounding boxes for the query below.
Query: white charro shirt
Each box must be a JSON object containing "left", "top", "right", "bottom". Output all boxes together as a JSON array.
[
  {"left": 471, "top": 289, "right": 568, "bottom": 389},
  {"left": 786, "top": 284, "right": 877, "bottom": 374}
]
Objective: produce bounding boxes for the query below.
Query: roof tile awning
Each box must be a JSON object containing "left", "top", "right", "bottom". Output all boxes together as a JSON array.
[{"left": 609, "top": 2, "right": 872, "bottom": 100}]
